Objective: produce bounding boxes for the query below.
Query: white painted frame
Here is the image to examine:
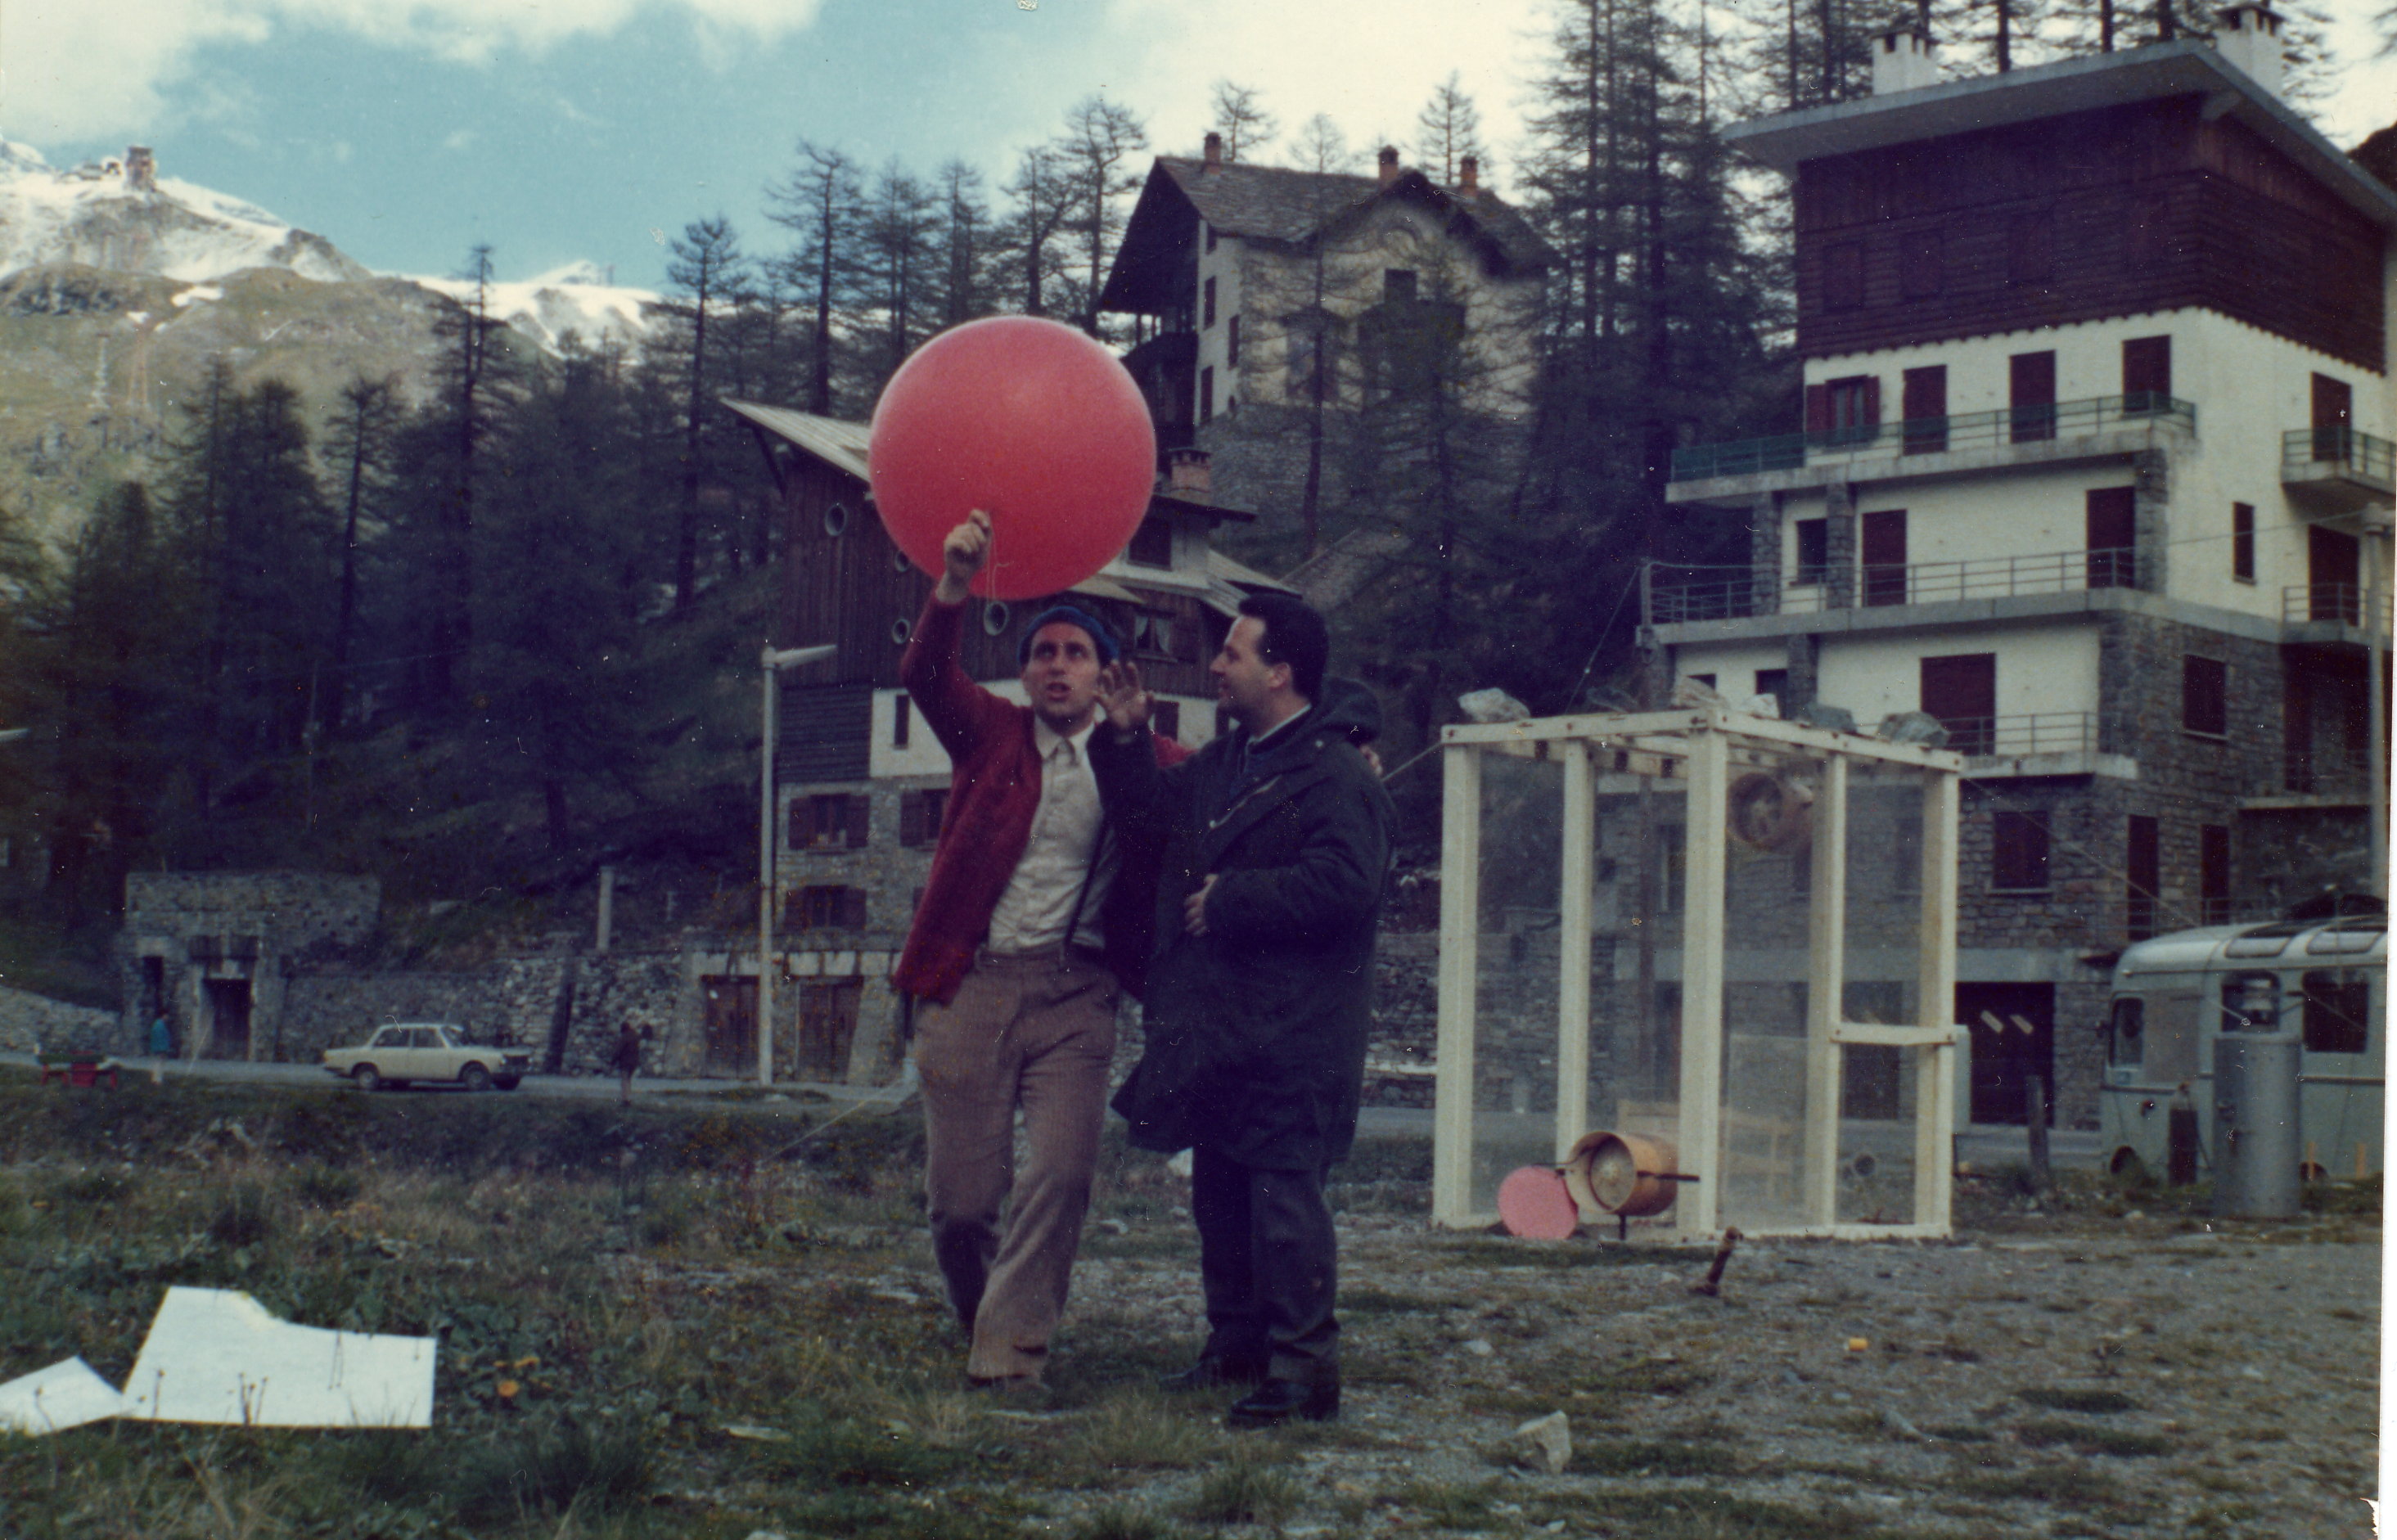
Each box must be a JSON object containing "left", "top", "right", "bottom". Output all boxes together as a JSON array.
[{"left": 1430, "top": 706, "right": 1965, "bottom": 1241}]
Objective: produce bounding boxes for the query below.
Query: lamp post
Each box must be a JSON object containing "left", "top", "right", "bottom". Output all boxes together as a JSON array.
[{"left": 758, "top": 643, "right": 835, "bottom": 1087}]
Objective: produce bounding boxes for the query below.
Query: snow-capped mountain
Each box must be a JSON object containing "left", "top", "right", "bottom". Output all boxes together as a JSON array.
[
  {"left": 0, "top": 138, "right": 657, "bottom": 350},
  {"left": 410, "top": 260, "right": 657, "bottom": 353},
  {"left": 0, "top": 138, "right": 372, "bottom": 285}
]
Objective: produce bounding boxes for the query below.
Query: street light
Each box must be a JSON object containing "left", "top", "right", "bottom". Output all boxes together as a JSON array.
[{"left": 759, "top": 642, "right": 835, "bottom": 1087}]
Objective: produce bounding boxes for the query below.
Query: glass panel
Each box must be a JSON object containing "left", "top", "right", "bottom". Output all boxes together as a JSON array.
[
  {"left": 1718, "top": 745, "right": 1826, "bottom": 1232},
  {"left": 1837, "top": 1045, "right": 1920, "bottom": 1225},
  {"left": 1584, "top": 751, "right": 1691, "bottom": 1225},
  {"left": 1469, "top": 746, "right": 1566, "bottom": 1216}
]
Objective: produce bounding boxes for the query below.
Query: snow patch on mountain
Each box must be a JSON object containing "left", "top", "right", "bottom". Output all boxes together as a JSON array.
[
  {"left": 0, "top": 139, "right": 373, "bottom": 285},
  {"left": 408, "top": 263, "right": 658, "bottom": 353}
]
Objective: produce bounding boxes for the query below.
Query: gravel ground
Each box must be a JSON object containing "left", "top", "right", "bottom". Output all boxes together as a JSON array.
[{"left": 852, "top": 1182, "right": 2382, "bottom": 1540}]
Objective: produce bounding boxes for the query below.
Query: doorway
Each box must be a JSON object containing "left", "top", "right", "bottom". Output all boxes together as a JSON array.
[
  {"left": 798, "top": 979, "right": 863, "bottom": 1082},
  {"left": 1955, "top": 981, "right": 2056, "bottom": 1126},
  {"left": 702, "top": 977, "right": 758, "bottom": 1074},
  {"left": 203, "top": 979, "right": 252, "bottom": 1060}
]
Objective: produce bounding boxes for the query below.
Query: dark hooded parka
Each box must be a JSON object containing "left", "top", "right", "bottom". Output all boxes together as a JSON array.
[{"left": 1092, "top": 678, "right": 1394, "bottom": 1169}]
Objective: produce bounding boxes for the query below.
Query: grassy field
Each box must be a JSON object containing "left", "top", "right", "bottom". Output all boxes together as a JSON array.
[{"left": 0, "top": 1070, "right": 2375, "bottom": 1539}]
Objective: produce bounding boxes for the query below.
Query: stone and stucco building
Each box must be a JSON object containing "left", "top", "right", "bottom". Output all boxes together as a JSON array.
[{"left": 1650, "top": 12, "right": 2394, "bottom": 1129}]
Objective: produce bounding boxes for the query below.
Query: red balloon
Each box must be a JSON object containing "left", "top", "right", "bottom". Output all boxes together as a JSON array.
[{"left": 869, "top": 316, "right": 1158, "bottom": 601}]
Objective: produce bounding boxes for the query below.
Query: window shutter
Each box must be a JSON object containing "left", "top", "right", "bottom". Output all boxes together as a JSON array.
[
  {"left": 2084, "top": 487, "right": 2138, "bottom": 590},
  {"left": 846, "top": 795, "right": 871, "bottom": 849},
  {"left": 899, "top": 792, "right": 925, "bottom": 847},
  {"left": 1860, "top": 376, "right": 1881, "bottom": 426},
  {"left": 787, "top": 799, "right": 813, "bottom": 850},
  {"left": 841, "top": 888, "right": 869, "bottom": 929},
  {"left": 1804, "top": 385, "right": 1832, "bottom": 434},
  {"left": 2122, "top": 336, "right": 2171, "bottom": 402}
]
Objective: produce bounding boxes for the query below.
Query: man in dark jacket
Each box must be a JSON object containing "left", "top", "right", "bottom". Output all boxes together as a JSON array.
[
  {"left": 892, "top": 511, "right": 1189, "bottom": 1393},
  {"left": 1092, "top": 593, "right": 1393, "bottom": 1428}
]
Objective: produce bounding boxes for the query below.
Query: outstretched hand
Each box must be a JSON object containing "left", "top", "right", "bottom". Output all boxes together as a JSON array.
[
  {"left": 1097, "top": 660, "right": 1151, "bottom": 736},
  {"left": 935, "top": 510, "right": 991, "bottom": 602}
]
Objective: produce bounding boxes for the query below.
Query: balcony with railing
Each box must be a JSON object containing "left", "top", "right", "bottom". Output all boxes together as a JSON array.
[
  {"left": 1935, "top": 713, "right": 2103, "bottom": 759},
  {"left": 1669, "top": 394, "right": 2196, "bottom": 485},
  {"left": 2282, "top": 427, "right": 2395, "bottom": 512},
  {"left": 2282, "top": 583, "right": 2386, "bottom": 628},
  {"left": 1647, "top": 546, "right": 2144, "bottom": 626}
]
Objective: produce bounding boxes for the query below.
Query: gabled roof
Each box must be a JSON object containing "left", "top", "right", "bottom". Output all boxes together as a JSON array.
[
  {"left": 1726, "top": 39, "right": 2397, "bottom": 232},
  {"left": 1101, "top": 157, "right": 1553, "bottom": 313},
  {"left": 722, "top": 399, "right": 870, "bottom": 483}
]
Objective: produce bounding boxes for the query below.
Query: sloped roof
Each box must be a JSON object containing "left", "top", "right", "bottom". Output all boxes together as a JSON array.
[
  {"left": 721, "top": 399, "right": 870, "bottom": 482},
  {"left": 1102, "top": 157, "right": 1553, "bottom": 313}
]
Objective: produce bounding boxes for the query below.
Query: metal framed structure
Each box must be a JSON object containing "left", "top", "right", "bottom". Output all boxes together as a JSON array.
[{"left": 1432, "top": 708, "right": 1966, "bottom": 1241}]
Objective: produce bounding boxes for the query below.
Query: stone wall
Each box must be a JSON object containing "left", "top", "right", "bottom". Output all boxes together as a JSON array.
[{"left": 0, "top": 985, "right": 124, "bottom": 1056}]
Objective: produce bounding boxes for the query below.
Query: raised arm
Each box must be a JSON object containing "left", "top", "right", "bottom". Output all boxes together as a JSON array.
[{"left": 899, "top": 511, "right": 1016, "bottom": 754}]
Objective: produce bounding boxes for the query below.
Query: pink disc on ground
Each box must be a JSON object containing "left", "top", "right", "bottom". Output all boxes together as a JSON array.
[{"left": 1496, "top": 1165, "right": 1579, "bottom": 1240}]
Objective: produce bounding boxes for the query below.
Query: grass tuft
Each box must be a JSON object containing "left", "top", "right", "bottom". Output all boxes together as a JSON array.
[{"left": 1180, "top": 1460, "right": 1304, "bottom": 1526}]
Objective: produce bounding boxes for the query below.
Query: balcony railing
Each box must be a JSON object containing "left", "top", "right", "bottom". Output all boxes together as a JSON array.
[
  {"left": 1938, "top": 713, "right": 2102, "bottom": 759},
  {"left": 2283, "top": 426, "right": 2395, "bottom": 493},
  {"left": 2283, "top": 583, "right": 2382, "bottom": 626},
  {"left": 1648, "top": 546, "right": 2144, "bottom": 624},
  {"left": 1669, "top": 394, "right": 2196, "bottom": 484}
]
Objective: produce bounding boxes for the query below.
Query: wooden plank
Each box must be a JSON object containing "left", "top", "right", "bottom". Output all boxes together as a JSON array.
[
  {"left": 1431, "top": 744, "right": 1482, "bottom": 1228},
  {"left": 1677, "top": 727, "right": 1730, "bottom": 1237},
  {"left": 1803, "top": 754, "right": 1848, "bottom": 1227},
  {"left": 1556, "top": 741, "right": 1594, "bottom": 1163},
  {"left": 1916, "top": 769, "right": 1963, "bottom": 1233},
  {"left": 1832, "top": 1023, "right": 1963, "bottom": 1047}
]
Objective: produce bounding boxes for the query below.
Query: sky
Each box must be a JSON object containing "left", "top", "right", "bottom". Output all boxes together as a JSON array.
[{"left": 1, "top": 0, "right": 2393, "bottom": 292}]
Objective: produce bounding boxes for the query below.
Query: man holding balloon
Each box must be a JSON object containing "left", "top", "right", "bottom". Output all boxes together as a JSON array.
[{"left": 889, "top": 511, "right": 1189, "bottom": 1394}]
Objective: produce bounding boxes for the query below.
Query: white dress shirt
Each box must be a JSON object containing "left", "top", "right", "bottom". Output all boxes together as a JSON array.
[{"left": 984, "top": 714, "right": 1116, "bottom": 955}]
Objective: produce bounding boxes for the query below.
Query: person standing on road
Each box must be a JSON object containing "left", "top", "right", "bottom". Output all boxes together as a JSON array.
[
  {"left": 612, "top": 1023, "right": 642, "bottom": 1105},
  {"left": 1092, "top": 594, "right": 1394, "bottom": 1429},
  {"left": 891, "top": 510, "right": 1191, "bottom": 1393}
]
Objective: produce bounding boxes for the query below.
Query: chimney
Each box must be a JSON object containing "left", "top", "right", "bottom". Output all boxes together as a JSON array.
[
  {"left": 2214, "top": 3, "right": 2285, "bottom": 96},
  {"left": 1203, "top": 131, "right": 1223, "bottom": 171},
  {"left": 1458, "top": 155, "right": 1480, "bottom": 199},
  {"left": 1167, "top": 446, "right": 1213, "bottom": 497},
  {"left": 124, "top": 146, "right": 155, "bottom": 193},
  {"left": 1870, "top": 27, "right": 1940, "bottom": 93},
  {"left": 1377, "top": 146, "right": 1399, "bottom": 185}
]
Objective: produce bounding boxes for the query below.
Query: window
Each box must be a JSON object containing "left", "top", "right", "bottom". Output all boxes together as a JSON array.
[
  {"left": 1823, "top": 241, "right": 1864, "bottom": 311},
  {"left": 1793, "top": 519, "right": 1829, "bottom": 584},
  {"left": 1921, "top": 652, "right": 1995, "bottom": 754},
  {"left": 1992, "top": 810, "right": 2051, "bottom": 891},
  {"left": 1127, "top": 516, "right": 1173, "bottom": 569},
  {"left": 2007, "top": 207, "right": 2054, "bottom": 285},
  {"left": 1383, "top": 268, "right": 1417, "bottom": 302},
  {"left": 1153, "top": 700, "right": 1182, "bottom": 741},
  {"left": 790, "top": 885, "right": 867, "bottom": 930},
  {"left": 899, "top": 789, "right": 948, "bottom": 848},
  {"left": 789, "top": 793, "right": 868, "bottom": 852},
  {"left": 2302, "top": 971, "right": 2371, "bottom": 1054},
  {"left": 1227, "top": 313, "right": 1240, "bottom": 367},
  {"left": 1899, "top": 226, "right": 1943, "bottom": 299},
  {"left": 2085, "top": 486, "right": 2137, "bottom": 590},
  {"left": 2233, "top": 503, "right": 2256, "bottom": 583},
  {"left": 1132, "top": 609, "right": 1181, "bottom": 660},
  {"left": 2126, "top": 815, "right": 2160, "bottom": 940},
  {"left": 1754, "top": 668, "right": 1789, "bottom": 708},
  {"left": 2122, "top": 335, "right": 2171, "bottom": 412},
  {"left": 2009, "top": 351, "right": 2057, "bottom": 444},
  {"left": 2183, "top": 655, "right": 2228, "bottom": 737},
  {"left": 1901, "top": 365, "right": 1947, "bottom": 454},
  {"left": 1807, "top": 375, "right": 1880, "bottom": 447},
  {"left": 1203, "top": 275, "right": 1217, "bottom": 328},
  {"left": 2219, "top": 972, "right": 2280, "bottom": 1033},
  {"left": 2200, "top": 824, "right": 2231, "bottom": 925},
  {"left": 1861, "top": 509, "right": 1908, "bottom": 606},
  {"left": 1200, "top": 366, "right": 1214, "bottom": 424},
  {"left": 2106, "top": 997, "right": 2145, "bottom": 1068},
  {"left": 1686, "top": 673, "right": 1715, "bottom": 691},
  {"left": 2312, "top": 372, "right": 2353, "bottom": 461},
  {"left": 892, "top": 693, "right": 911, "bottom": 749}
]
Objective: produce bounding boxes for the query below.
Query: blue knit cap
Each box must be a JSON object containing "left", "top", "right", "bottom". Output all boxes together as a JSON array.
[{"left": 1018, "top": 605, "right": 1120, "bottom": 666}]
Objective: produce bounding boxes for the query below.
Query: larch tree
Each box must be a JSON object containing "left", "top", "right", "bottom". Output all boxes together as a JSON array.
[
  {"left": 1054, "top": 95, "right": 1149, "bottom": 337},
  {"left": 1209, "top": 80, "right": 1278, "bottom": 163},
  {"left": 660, "top": 215, "right": 751, "bottom": 610},
  {"left": 765, "top": 141, "right": 867, "bottom": 416},
  {"left": 1414, "top": 72, "right": 1489, "bottom": 187}
]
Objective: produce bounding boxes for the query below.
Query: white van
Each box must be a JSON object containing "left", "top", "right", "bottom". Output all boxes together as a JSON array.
[{"left": 2099, "top": 913, "right": 2385, "bottom": 1183}]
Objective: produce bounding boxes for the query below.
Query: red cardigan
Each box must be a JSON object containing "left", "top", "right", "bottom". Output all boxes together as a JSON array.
[{"left": 890, "top": 594, "right": 1189, "bottom": 1005}]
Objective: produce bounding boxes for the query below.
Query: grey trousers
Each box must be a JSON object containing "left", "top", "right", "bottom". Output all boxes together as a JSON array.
[
  {"left": 1191, "top": 1145, "right": 1339, "bottom": 1384},
  {"left": 914, "top": 948, "right": 1118, "bottom": 1381}
]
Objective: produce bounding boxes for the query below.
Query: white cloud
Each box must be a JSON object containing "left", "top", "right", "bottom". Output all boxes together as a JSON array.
[{"left": 0, "top": 0, "right": 827, "bottom": 142}]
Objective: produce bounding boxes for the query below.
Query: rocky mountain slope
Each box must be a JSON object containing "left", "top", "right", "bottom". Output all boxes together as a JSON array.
[{"left": 0, "top": 139, "right": 656, "bottom": 544}]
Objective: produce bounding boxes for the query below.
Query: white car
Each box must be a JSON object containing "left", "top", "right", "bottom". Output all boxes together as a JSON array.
[{"left": 322, "top": 1023, "right": 529, "bottom": 1092}]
